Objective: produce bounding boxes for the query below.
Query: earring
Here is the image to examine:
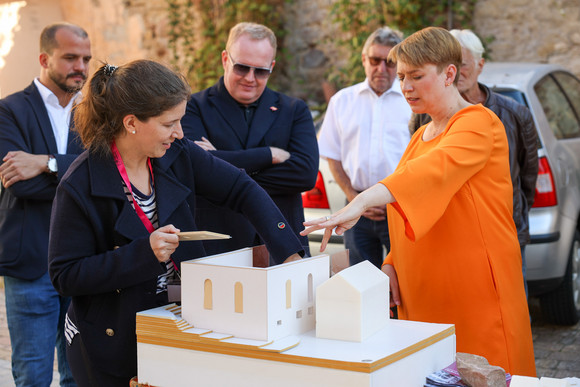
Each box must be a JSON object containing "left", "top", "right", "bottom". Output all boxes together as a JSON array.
[{"left": 131, "top": 130, "right": 136, "bottom": 134}]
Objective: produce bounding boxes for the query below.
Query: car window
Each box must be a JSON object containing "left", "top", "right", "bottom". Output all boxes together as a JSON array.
[
  {"left": 553, "top": 71, "right": 580, "bottom": 126},
  {"left": 535, "top": 74, "right": 580, "bottom": 139},
  {"left": 495, "top": 89, "right": 527, "bottom": 107}
]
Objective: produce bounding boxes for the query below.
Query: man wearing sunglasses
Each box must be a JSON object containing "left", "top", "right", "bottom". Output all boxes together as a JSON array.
[
  {"left": 181, "top": 22, "right": 318, "bottom": 260},
  {"left": 317, "top": 27, "right": 412, "bottom": 270}
]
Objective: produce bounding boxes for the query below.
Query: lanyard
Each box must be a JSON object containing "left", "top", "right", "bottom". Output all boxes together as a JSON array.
[
  {"left": 111, "top": 141, "right": 181, "bottom": 278},
  {"left": 111, "top": 141, "right": 155, "bottom": 233}
]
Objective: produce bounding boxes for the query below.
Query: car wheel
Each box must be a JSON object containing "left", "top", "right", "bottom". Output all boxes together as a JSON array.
[{"left": 539, "top": 229, "right": 580, "bottom": 325}]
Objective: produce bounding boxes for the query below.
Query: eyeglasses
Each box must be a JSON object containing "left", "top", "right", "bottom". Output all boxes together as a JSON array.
[
  {"left": 367, "top": 56, "right": 396, "bottom": 68},
  {"left": 227, "top": 51, "right": 273, "bottom": 79}
]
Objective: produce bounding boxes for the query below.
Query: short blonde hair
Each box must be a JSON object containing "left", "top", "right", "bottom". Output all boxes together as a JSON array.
[
  {"left": 388, "top": 27, "right": 462, "bottom": 83},
  {"left": 225, "top": 22, "right": 277, "bottom": 59}
]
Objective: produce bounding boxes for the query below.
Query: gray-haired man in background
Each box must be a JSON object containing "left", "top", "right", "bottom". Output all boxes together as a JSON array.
[{"left": 317, "top": 27, "right": 412, "bottom": 269}]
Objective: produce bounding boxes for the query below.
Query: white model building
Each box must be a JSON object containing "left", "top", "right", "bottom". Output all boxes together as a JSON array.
[
  {"left": 316, "top": 260, "right": 390, "bottom": 342},
  {"left": 181, "top": 248, "right": 330, "bottom": 342},
  {"left": 138, "top": 250, "right": 456, "bottom": 386}
]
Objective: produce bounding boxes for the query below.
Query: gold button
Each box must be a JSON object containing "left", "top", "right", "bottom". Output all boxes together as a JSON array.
[
  {"left": 116, "top": 289, "right": 121, "bottom": 294},
  {"left": 105, "top": 328, "right": 115, "bottom": 336}
]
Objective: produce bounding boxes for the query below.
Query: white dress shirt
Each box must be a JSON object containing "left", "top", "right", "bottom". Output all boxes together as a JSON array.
[
  {"left": 33, "top": 78, "right": 80, "bottom": 154},
  {"left": 318, "top": 79, "right": 412, "bottom": 192}
]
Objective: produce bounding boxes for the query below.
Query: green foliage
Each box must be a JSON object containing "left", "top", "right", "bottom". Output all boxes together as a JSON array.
[
  {"left": 328, "top": 0, "right": 478, "bottom": 91},
  {"left": 166, "top": 0, "right": 289, "bottom": 92},
  {"left": 166, "top": 0, "right": 478, "bottom": 101}
]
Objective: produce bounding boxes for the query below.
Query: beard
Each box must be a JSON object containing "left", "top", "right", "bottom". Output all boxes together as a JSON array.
[{"left": 48, "top": 68, "right": 86, "bottom": 94}]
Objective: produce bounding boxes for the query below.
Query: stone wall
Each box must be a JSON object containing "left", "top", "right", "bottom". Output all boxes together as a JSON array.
[
  {"left": 281, "top": 0, "right": 338, "bottom": 105},
  {"left": 473, "top": 0, "right": 580, "bottom": 75},
  {"left": 59, "top": 0, "right": 169, "bottom": 70},
  {"left": 4, "top": 0, "right": 580, "bottom": 104},
  {"left": 0, "top": 0, "right": 63, "bottom": 97}
]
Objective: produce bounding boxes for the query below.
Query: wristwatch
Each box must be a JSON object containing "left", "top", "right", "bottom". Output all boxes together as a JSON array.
[{"left": 47, "top": 155, "right": 58, "bottom": 175}]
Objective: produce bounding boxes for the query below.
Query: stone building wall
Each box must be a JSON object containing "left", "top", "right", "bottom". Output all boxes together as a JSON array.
[
  {"left": 3, "top": 0, "right": 580, "bottom": 104},
  {"left": 59, "top": 0, "right": 169, "bottom": 70},
  {"left": 473, "top": 0, "right": 580, "bottom": 75}
]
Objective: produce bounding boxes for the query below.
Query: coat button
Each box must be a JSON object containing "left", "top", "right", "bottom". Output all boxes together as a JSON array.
[
  {"left": 106, "top": 328, "right": 115, "bottom": 336},
  {"left": 116, "top": 289, "right": 121, "bottom": 294}
]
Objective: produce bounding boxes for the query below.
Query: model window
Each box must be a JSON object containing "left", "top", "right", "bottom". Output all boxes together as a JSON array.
[
  {"left": 204, "top": 279, "right": 213, "bottom": 310},
  {"left": 234, "top": 282, "right": 243, "bottom": 313},
  {"left": 286, "top": 280, "right": 292, "bottom": 309},
  {"left": 308, "top": 273, "right": 313, "bottom": 302}
]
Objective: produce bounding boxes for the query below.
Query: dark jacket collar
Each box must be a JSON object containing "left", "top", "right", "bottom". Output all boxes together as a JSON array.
[
  {"left": 479, "top": 82, "right": 493, "bottom": 106},
  {"left": 23, "top": 82, "right": 59, "bottom": 154},
  {"left": 23, "top": 81, "right": 84, "bottom": 154},
  {"left": 209, "top": 77, "right": 280, "bottom": 147},
  {"left": 85, "top": 142, "right": 193, "bottom": 239}
]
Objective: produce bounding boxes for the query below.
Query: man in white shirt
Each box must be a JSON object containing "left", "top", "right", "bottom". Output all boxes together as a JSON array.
[
  {"left": 0, "top": 22, "right": 91, "bottom": 386},
  {"left": 317, "top": 27, "right": 411, "bottom": 269}
]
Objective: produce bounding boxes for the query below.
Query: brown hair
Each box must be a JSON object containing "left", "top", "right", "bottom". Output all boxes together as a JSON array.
[
  {"left": 388, "top": 27, "right": 462, "bottom": 84},
  {"left": 74, "top": 60, "right": 191, "bottom": 155},
  {"left": 39, "top": 22, "right": 88, "bottom": 54}
]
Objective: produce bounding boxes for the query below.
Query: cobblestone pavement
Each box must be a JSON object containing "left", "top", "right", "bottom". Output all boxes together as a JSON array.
[
  {"left": 0, "top": 280, "right": 578, "bottom": 386},
  {"left": 528, "top": 297, "right": 580, "bottom": 378}
]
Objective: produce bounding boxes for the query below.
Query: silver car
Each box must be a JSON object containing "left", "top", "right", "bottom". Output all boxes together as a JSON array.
[
  {"left": 303, "top": 62, "right": 580, "bottom": 325},
  {"left": 481, "top": 63, "right": 580, "bottom": 325}
]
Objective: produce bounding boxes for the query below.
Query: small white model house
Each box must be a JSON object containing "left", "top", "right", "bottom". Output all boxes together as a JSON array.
[
  {"left": 181, "top": 248, "right": 330, "bottom": 342},
  {"left": 316, "top": 260, "right": 390, "bottom": 342}
]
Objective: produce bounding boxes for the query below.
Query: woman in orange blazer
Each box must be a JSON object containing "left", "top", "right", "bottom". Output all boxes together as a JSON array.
[{"left": 302, "top": 27, "right": 535, "bottom": 377}]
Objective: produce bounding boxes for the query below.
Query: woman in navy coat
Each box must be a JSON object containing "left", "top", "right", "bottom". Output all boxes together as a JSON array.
[{"left": 48, "top": 60, "right": 303, "bottom": 386}]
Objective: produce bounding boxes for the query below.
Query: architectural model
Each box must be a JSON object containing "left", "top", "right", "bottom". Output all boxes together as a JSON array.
[
  {"left": 136, "top": 248, "right": 456, "bottom": 386},
  {"left": 181, "top": 247, "right": 330, "bottom": 341},
  {"left": 316, "top": 260, "right": 390, "bottom": 342}
]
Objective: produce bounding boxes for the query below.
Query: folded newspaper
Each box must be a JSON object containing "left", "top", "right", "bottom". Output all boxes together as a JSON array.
[
  {"left": 425, "top": 362, "right": 512, "bottom": 387},
  {"left": 424, "top": 367, "right": 466, "bottom": 387}
]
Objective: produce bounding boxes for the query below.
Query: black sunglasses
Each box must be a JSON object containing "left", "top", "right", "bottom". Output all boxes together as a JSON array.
[
  {"left": 227, "top": 51, "right": 273, "bottom": 79},
  {"left": 367, "top": 56, "right": 396, "bottom": 68}
]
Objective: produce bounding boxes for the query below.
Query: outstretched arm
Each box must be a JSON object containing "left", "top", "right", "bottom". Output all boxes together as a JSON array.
[
  {"left": 301, "top": 183, "right": 395, "bottom": 251},
  {"left": 327, "top": 158, "right": 387, "bottom": 221}
]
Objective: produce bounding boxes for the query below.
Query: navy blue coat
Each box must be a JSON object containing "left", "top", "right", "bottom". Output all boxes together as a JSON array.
[
  {"left": 48, "top": 138, "right": 303, "bottom": 378},
  {"left": 181, "top": 78, "right": 318, "bottom": 255},
  {"left": 0, "top": 82, "right": 83, "bottom": 280}
]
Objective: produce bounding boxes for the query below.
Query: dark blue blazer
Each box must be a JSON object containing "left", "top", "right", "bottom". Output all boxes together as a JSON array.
[
  {"left": 0, "top": 82, "right": 83, "bottom": 280},
  {"left": 181, "top": 78, "right": 319, "bottom": 255},
  {"left": 48, "top": 139, "right": 303, "bottom": 378}
]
